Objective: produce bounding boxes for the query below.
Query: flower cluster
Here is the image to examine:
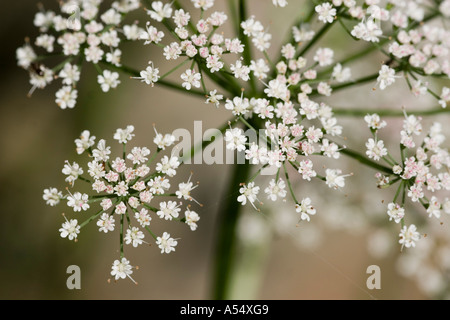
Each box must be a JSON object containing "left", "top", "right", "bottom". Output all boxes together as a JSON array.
[
  {"left": 131, "top": 1, "right": 356, "bottom": 222},
  {"left": 16, "top": 0, "right": 143, "bottom": 109},
  {"left": 134, "top": 0, "right": 247, "bottom": 90},
  {"left": 364, "top": 111, "right": 450, "bottom": 249},
  {"left": 319, "top": 0, "right": 450, "bottom": 104},
  {"left": 43, "top": 125, "right": 200, "bottom": 282}
]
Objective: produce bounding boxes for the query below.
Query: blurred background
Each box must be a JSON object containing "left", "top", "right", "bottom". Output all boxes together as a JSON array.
[{"left": 1, "top": 0, "right": 449, "bottom": 300}]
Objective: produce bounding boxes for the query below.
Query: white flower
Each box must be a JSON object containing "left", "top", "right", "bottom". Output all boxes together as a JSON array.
[
  {"left": 315, "top": 3, "right": 336, "bottom": 23},
  {"left": 97, "top": 213, "right": 115, "bottom": 233},
  {"left": 321, "top": 139, "right": 340, "bottom": 159},
  {"left": 84, "top": 46, "right": 104, "bottom": 64},
  {"left": 295, "top": 198, "right": 316, "bottom": 222},
  {"left": 443, "top": 198, "right": 450, "bottom": 214},
  {"left": 156, "top": 232, "right": 178, "bottom": 254},
  {"left": 364, "top": 114, "right": 387, "bottom": 130},
  {"left": 241, "top": 17, "right": 264, "bottom": 36},
  {"left": 176, "top": 178, "right": 198, "bottom": 202},
  {"left": 35, "top": 34, "right": 55, "bottom": 52},
  {"left": 92, "top": 139, "right": 111, "bottom": 162},
  {"left": 325, "top": 169, "right": 348, "bottom": 189},
  {"left": 16, "top": 45, "right": 36, "bottom": 69},
  {"left": 250, "top": 59, "right": 270, "bottom": 79},
  {"left": 148, "top": 177, "right": 171, "bottom": 194},
  {"left": 114, "top": 125, "right": 135, "bottom": 144},
  {"left": 438, "top": 87, "right": 450, "bottom": 108},
  {"left": 206, "top": 90, "right": 224, "bottom": 108},
  {"left": 351, "top": 20, "right": 383, "bottom": 42},
  {"left": 365, "top": 139, "right": 388, "bottom": 161},
  {"left": 67, "top": 192, "right": 90, "bottom": 212},
  {"left": 111, "top": 258, "right": 135, "bottom": 283},
  {"left": 59, "top": 63, "right": 80, "bottom": 86},
  {"left": 230, "top": 60, "right": 251, "bottom": 81},
  {"left": 408, "top": 184, "right": 424, "bottom": 202},
  {"left": 62, "top": 161, "right": 83, "bottom": 184},
  {"left": 238, "top": 182, "right": 260, "bottom": 209},
  {"left": 185, "top": 208, "right": 200, "bottom": 231},
  {"left": 106, "top": 49, "right": 122, "bottom": 67},
  {"left": 225, "top": 128, "right": 247, "bottom": 152},
  {"left": 123, "top": 24, "right": 144, "bottom": 40},
  {"left": 332, "top": 63, "right": 352, "bottom": 82},
  {"left": 225, "top": 96, "right": 250, "bottom": 116},
  {"left": 264, "top": 79, "right": 289, "bottom": 101},
  {"left": 115, "top": 202, "right": 127, "bottom": 215},
  {"left": 157, "top": 201, "right": 181, "bottom": 221},
  {"left": 252, "top": 32, "right": 272, "bottom": 52},
  {"left": 55, "top": 86, "right": 78, "bottom": 109},
  {"left": 156, "top": 156, "right": 180, "bottom": 177},
  {"left": 191, "top": 0, "right": 215, "bottom": 11},
  {"left": 292, "top": 25, "right": 315, "bottom": 42},
  {"left": 43, "top": 188, "right": 62, "bottom": 206},
  {"left": 101, "top": 8, "right": 121, "bottom": 25},
  {"left": 59, "top": 218, "right": 80, "bottom": 241},
  {"left": 29, "top": 66, "right": 53, "bottom": 92},
  {"left": 135, "top": 208, "right": 152, "bottom": 227},
  {"left": 427, "top": 196, "right": 441, "bottom": 219},
  {"left": 173, "top": 9, "right": 191, "bottom": 27},
  {"left": 153, "top": 131, "right": 176, "bottom": 150},
  {"left": 314, "top": 48, "right": 334, "bottom": 67},
  {"left": 127, "top": 147, "right": 151, "bottom": 164},
  {"left": 97, "top": 70, "right": 120, "bottom": 92},
  {"left": 146, "top": 1, "right": 172, "bottom": 22},
  {"left": 181, "top": 69, "right": 201, "bottom": 90},
  {"left": 387, "top": 203, "right": 405, "bottom": 224},
  {"left": 114, "top": 181, "right": 129, "bottom": 197},
  {"left": 163, "top": 42, "right": 182, "bottom": 60},
  {"left": 399, "top": 224, "right": 421, "bottom": 249},
  {"left": 206, "top": 54, "right": 224, "bottom": 72},
  {"left": 377, "top": 65, "right": 396, "bottom": 90},
  {"left": 272, "top": 0, "right": 288, "bottom": 7},
  {"left": 140, "top": 23, "right": 164, "bottom": 44},
  {"left": 411, "top": 80, "right": 428, "bottom": 97},
  {"left": 101, "top": 199, "right": 113, "bottom": 211},
  {"left": 264, "top": 179, "right": 287, "bottom": 201},
  {"left": 125, "top": 227, "right": 145, "bottom": 247},
  {"left": 298, "top": 160, "right": 317, "bottom": 181}
]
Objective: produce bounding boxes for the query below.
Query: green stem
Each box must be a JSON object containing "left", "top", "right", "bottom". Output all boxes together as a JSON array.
[
  {"left": 159, "top": 59, "right": 191, "bottom": 81},
  {"left": 80, "top": 208, "right": 107, "bottom": 229},
  {"left": 120, "top": 214, "right": 124, "bottom": 259},
  {"left": 393, "top": 180, "right": 404, "bottom": 203},
  {"left": 340, "top": 148, "right": 392, "bottom": 174},
  {"left": 283, "top": 162, "right": 299, "bottom": 204},
  {"left": 212, "top": 161, "right": 251, "bottom": 300},
  {"left": 333, "top": 106, "right": 450, "bottom": 117},
  {"left": 311, "top": 72, "right": 379, "bottom": 97},
  {"left": 296, "top": 18, "right": 336, "bottom": 59},
  {"left": 101, "top": 61, "right": 207, "bottom": 98}
]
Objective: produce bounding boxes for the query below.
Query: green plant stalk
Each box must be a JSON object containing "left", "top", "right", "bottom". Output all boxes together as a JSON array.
[
  {"left": 340, "top": 148, "right": 392, "bottom": 174},
  {"left": 333, "top": 106, "right": 450, "bottom": 117},
  {"left": 212, "top": 160, "right": 251, "bottom": 300},
  {"left": 296, "top": 16, "right": 337, "bottom": 59}
]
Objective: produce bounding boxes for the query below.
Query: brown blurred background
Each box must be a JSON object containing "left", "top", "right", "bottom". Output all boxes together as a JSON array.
[{"left": 1, "top": 0, "right": 443, "bottom": 300}]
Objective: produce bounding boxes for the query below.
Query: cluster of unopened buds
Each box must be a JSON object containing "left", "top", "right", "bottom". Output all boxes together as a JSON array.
[{"left": 43, "top": 125, "right": 201, "bottom": 283}]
